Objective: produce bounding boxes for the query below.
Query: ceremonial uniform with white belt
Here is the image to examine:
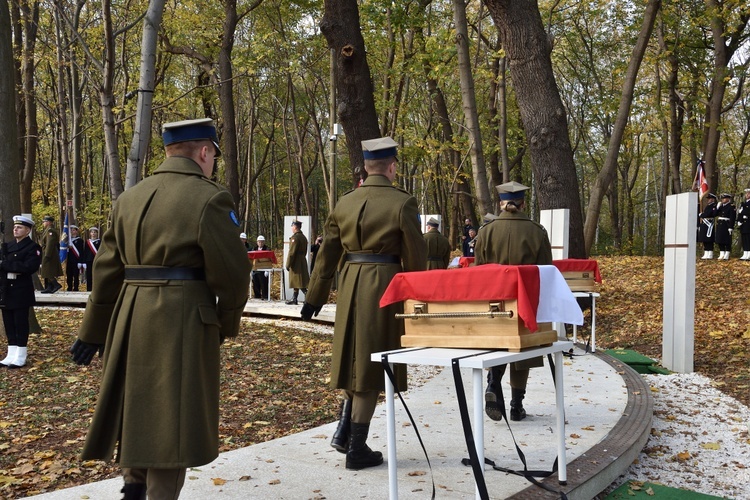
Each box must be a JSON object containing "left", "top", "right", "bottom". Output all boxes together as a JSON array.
[
  {"left": 1, "top": 216, "right": 42, "bottom": 368},
  {"left": 301, "top": 137, "right": 427, "bottom": 471},
  {"left": 698, "top": 194, "right": 718, "bottom": 259},
  {"left": 66, "top": 225, "right": 84, "bottom": 291},
  {"left": 737, "top": 188, "right": 750, "bottom": 260},
  {"left": 714, "top": 193, "right": 736, "bottom": 260},
  {"left": 71, "top": 118, "right": 249, "bottom": 500},
  {"left": 82, "top": 228, "right": 101, "bottom": 290}
]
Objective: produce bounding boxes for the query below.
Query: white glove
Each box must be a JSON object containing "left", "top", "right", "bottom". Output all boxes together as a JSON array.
[
  {"left": 264, "top": 271, "right": 269, "bottom": 278},
  {"left": 729, "top": 229, "right": 733, "bottom": 235}
]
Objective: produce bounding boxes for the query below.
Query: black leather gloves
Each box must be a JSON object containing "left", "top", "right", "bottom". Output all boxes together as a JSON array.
[
  {"left": 70, "top": 339, "right": 104, "bottom": 365},
  {"left": 300, "top": 303, "right": 322, "bottom": 321}
]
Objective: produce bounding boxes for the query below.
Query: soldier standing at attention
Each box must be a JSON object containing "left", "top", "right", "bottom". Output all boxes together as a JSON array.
[
  {"left": 698, "top": 193, "right": 718, "bottom": 259},
  {"left": 82, "top": 227, "right": 101, "bottom": 290},
  {"left": 474, "top": 181, "right": 552, "bottom": 421},
  {"left": 1, "top": 216, "right": 42, "bottom": 368},
  {"left": 39, "top": 215, "right": 63, "bottom": 294},
  {"left": 715, "top": 193, "right": 736, "bottom": 260},
  {"left": 285, "top": 220, "right": 309, "bottom": 305},
  {"left": 300, "top": 137, "right": 427, "bottom": 470},
  {"left": 737, "top": 188, "right": 750, "bottom": 260},
  {"left": 423, "top": 217, "right": 451, "bottom": 269},
  {"left": 69, "top": 118, "right": 250, "bottom": 500},
  {"left": 66, "top": 225, "right": 84, "bottom": 291}
]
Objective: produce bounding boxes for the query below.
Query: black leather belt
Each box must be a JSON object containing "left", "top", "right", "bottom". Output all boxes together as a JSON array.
[
  {"left": 345, "top": 254, "right": 400, "bottom": 264},
  {"left": 124, "top": 267, "right": 206, "bottom": 280}
]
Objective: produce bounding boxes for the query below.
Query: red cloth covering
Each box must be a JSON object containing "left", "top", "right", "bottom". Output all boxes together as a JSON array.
[
  {"left": 458, "top": 257, "right": 475, "bottom": 268},
  {"left": 380, "top": 265, "right": 542, "bottom": 332},
  {"left": 552, "top": 259, "right": 601, "bottom": 282},
  {"left": 247, "top": 250, "right": 277, "bottom": 264}
]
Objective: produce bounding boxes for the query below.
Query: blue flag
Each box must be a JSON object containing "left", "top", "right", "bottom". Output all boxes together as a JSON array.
[{"left": 59, "top": 212, "right": 69, "bottom": 263}]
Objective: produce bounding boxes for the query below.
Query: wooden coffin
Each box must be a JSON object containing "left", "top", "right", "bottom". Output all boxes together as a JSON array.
[
  {"left": 399, "top": 299, "right": 558, "bottom": 350},
  {"left": 561, "top": 271, "right": 597, "bottom": 292}
]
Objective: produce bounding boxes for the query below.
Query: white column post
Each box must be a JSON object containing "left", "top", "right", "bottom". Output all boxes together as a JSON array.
[
  {"left": 662, "top": 192, "right": 697, "bottom": 373},
  {"left": 539, "top": 209, "right": 569, "bottom": 260}
]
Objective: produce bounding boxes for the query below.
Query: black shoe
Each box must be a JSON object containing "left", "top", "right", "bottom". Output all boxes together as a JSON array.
[
  {"left": 346, "top": 422, "right": 384, "bottom": 470},
  {"left": 510, "top": 406, "right": 526, "bottom": 421},
  {"left": 331, "top": 399, "right": 352, "bottom": 453},
  {"left": 121, "top": 482, "right": 146, "bottom": 500},
  {"left": 485, "top": 386, "right": 503, "bottom": 421},
  {"left": 50, "top": 282, "right": 62, "bottom": 294},
  {"left": 510, "top": 388, "right": 526, "bottom": 421},
  {"left": 285, "top": 299, "right": 298, "bottom": 305}
]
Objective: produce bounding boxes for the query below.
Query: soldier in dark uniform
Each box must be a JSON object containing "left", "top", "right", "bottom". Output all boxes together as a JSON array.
[
  {"left": 737, "top": 188, "right": 750, "bottom": 260},
  {"left": 698, "top": 193, "right": 718, "bottom": 259},
  {"left": 285, "top": 221, "right": 309, "bottom": 305},
  {"left": 423, "top": 217, "right": 451, "bottom": 269},
  {"left": 1, "top": 215, "right": 42, "bottom": 368},
  {"left": 66, "top": 225, "right": 84, "bottom": 291},
  {"left": 82, "top": 227, "right": 101, "bottom": 290},
  {"left": 474, "top": 181, "right": 552, "bottom": 421},
  {"left": 69, "top": 118, "right": 250, "bottom": 500},
  {"left": 715, "top": 193, "right": 736, "bottom": 260},
  {"left": 39, "top": 215, "right": 63, "bottom": 293},
  {"left": 300, "top": 137, "right": 427, "bottom": 470}
]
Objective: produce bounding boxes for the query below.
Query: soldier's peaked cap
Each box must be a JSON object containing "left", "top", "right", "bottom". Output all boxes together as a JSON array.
[
  {"left": 426, "top": 217, "right": 440, "bottom": 226},
  {"left": 720, "top": 192, "right": 732, "bottom": 199},
  {"left": 496, "top": 181, "right": 530, "bottom": 200},
  {"left": 706, "top": 193, "right": 717, "bottom": 199},
  {"left": 162, "top": 118, "right": 222, "bottom": 157},
  {"left": 362, "top": 137, "right": 398, "bottom": 160},
  {"left": 43, "top": 215, "right": 54, "bottom": 222},
  {"left": 13, "top": 215, "right": 34, "bottom": 228},
  {"left": 744, "top": 188, "right": 750, "bottom": 193}
]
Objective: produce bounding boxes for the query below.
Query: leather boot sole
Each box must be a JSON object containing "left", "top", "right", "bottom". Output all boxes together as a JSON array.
[{"left": 484, "top": 391, "right": 503, "bottom": 421}]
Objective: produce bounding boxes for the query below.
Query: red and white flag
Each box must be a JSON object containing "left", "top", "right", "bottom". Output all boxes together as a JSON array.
[{"left": 694, "top": 160, "right": 709, "bottom": 200}]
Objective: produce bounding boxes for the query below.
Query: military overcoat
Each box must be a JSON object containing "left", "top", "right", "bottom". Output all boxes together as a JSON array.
[
  {"left": 77, "top": 156, "right": 250, "bottom": 468},
  {"left": 40, "top": 226, "right": 62, "bottom": 279},
  {"left": 474, "top": 210, "right": 552, "bottom": 371},
  {"left": 306, "top": 174, "right": 427, "bottom": 392},
  {"left": 286, "top": 230, "right": 309, "bottom": 288},
  {"left": 0, "top": 237, "right": 42, "bottom": 309},
  {"left": 423, "top": 228, "right": 451, "bottom": 270}
]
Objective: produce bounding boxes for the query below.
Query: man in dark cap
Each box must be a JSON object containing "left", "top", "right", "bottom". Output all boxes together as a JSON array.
[
  {"left": 1, "top": 216, "right": 42, "bottom": 368},
  {"left": 474, "top": 181, "right": 552, "bottom": 421},
  {"left": 70, "top": 117, "right": 250, "bottom": 500},
  {"left": 698, "top": 193, "right": 718, "bottom": 259},
  {"left": 738, "top": 188, "right": 750, "bottom": 260},
  {"left": 300, "top": 136, "right": 426, "bottom": 471},
  {"left": 39, "top": 216, "right": 63, "bottom": 293},
  {"left": 285, "top": 220, "right": 309, "bottom": 305},
  {"left": 715, "top": 193, "right": 736, "bottom": 260},
  {"left": 423, "top": 216, "right": 451, "bottom": 269}
]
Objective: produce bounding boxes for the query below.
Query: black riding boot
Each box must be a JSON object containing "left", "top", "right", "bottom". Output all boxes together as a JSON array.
[
  {"left": 484, "top": 365, "right": 506, "bottom": 421},
  {"left": 510, "top": 388, "right": 527, "bottom": 421},
  {"left": 330, "top": 399, "right": 352, "bottom": 453},
  {"left": 286, "top": 290, "right": 299, "bottom": 305},
  {"left": 121, "top": 482, "right": 147, "bottom": 500},
  {"left": 346, "top": 422, "right": 383, "bottom": 470}
]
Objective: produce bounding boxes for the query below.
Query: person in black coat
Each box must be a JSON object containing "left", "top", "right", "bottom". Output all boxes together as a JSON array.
[
  {"left": 715, "top": 193, "right": 736, "bottom": 260},
  {"left": 66, "top": 225, "right": 85, "bottom": 291},
  {"left": 1, "top": 215, "right": 42, "bottom": 368},
  {"left": 697, "top": 194, "right": 718, "bottom": 259},
  {"left": 738, "top": 188, "right": 750, "bottom": 260},
  {"left": 81, "top": 227, "right": 101, "bottom": 290}
]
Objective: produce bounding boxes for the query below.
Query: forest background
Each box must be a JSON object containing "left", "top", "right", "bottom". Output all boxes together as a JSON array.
[{"left": 0, "top": 0, "right": 749, "bottom": 257}]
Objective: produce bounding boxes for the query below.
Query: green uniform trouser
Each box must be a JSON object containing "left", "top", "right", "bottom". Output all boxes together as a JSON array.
[
  {"left": 345, "top": 390, "right": 379, "bottom": 424},
  {"left": 123, "top": 467, "right": 186, "bottom": 500}
]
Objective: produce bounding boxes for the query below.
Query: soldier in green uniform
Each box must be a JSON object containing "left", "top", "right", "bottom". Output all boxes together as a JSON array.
[
  {"left": 285, "top": 221, "right": 309, "bottom": 305},
  {"left": 300, "top": 137, "right": 427, "bottom": 470},
  {"left": 39, "top": 215, "right": 63, "bottom": 293},
  {"left": 474, "top": 181, "right": 552, "bottom": 421},
  {"left": 69, "top": 118, "right": 250, "bottom": 500},
  {"left": 423, "top": 217, "right": 451, "bottom": 269}
]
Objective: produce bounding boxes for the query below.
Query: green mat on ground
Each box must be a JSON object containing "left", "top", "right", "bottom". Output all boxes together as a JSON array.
[
  {"left": 605, "top": 480, "right": 725, "bottom": 499},
  {"left": 604, "top": 349, "right": 671, "bottom": 375}
]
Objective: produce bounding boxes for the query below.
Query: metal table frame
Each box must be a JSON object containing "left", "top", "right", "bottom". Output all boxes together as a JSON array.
[
  {"left": 571, "top": 291, "right": 600, "bottom": 352},
  {"left": 372, "top": 340, "right": 573, "bottom": 499}
]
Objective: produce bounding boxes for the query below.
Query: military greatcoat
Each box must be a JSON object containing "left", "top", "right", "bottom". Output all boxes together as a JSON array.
[
  {"left": 474, "top": 210, "right": 552, "bottom": 371},
  {"left": 306, "top": 174, "right": 427, "bottom": 392},
  {"left": 286, "top": 230, "right": 309, "bottom": 288},
  {"left": 423, "top": 228, "right": 451, "bottom": 270},
  {"left": 40, "top": 225, "right": 62, "bottom": 279},
  {"left": 77, "top": 156, "right": 250, "bottom": 468}
]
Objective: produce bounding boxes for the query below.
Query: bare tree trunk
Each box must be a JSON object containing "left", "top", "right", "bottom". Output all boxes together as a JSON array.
[
  {"left": 484, "top": 0, "right": 586, "bottom": 257},
  {"left": 320, "top": 0, "right": 380, "bottom": 187},
  {"left": 54, "top": 7, "right": 72, "bottom": 215},
  {"left": 581, "top": 0, "right": 660, "bottom": 255},
  {"left": 19, "top": 0, "right": 39, "bottom": 213},
  {"left": 454, "top": 0, "right": 493, "bottom": 216},
  {"left": 69, "top": 2, "right": 85, "bottom": 219},
  {"left": 0, "top": 0, "right": 21, "bottom": 225},
  {"left": 217, "top": 0, "right": 240, "bottom": 205},
  {"left": 125, "top": 0, "right": 165, "bottom": 189},
  {"left": 101, "top": 0, "right": 123, "bottom": 200}
]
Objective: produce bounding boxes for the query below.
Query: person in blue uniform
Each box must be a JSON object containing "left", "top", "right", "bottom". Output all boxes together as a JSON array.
[{"left": 1, "top": 215, "right": 42, "bottom": 368}]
